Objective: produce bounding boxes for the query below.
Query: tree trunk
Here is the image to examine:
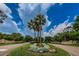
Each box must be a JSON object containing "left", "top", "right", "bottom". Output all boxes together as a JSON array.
[
  {"left": 34, "top": 30, "right": 36, "bottom": 42},
  {"left": 37, "top": 31, "right": 40, "bottom": 43},
  {"left": 39, "top": 31, "right": 41, "bottom": 43}
]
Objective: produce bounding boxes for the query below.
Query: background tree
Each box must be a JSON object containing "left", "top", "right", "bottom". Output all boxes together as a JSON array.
[
  {"left": 0, "top": 33, "right": 4, "bottom": 39},
  {"left": 45, "top": 36, "right": 52, "bottom": 43},
  {"left": 11, "top": 33, "right": 23, "bottom": 41},
  {"left": 24, "top": 35, "right": 33, "bottom": 42},
  {"left": 73, "top": 16, "right": 79, "bottom": 32},
  {"left": 72, "top": 16, "right": 79, "bottom": 44}
]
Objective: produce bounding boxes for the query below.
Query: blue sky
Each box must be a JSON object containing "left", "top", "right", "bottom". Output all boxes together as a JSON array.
[{"left": 0, "top": 3, "right": 79, "bottom": 36}]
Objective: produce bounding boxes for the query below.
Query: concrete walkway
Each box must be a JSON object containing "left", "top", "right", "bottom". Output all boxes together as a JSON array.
[
  {"left": 53, "top": 44, "right": 79, "bottom": 56},
  {"left": 0, "top": 43, "right": 27, "bottom": 56}
]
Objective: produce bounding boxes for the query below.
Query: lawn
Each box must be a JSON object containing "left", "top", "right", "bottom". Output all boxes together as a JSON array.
[
  {"left": 8, "top": 43, "right": 70, "bottom": 56},
  {"left": 0, "top": 42, "right": 24, "bottom": 46}
]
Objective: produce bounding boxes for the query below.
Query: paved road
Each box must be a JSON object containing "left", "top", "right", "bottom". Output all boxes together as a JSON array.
[
  {"left": 53, "top": 44, "right": 79, "bottom": 56},
  {"left": 0, "top": 43, "right": 27, "bottom": 56}
]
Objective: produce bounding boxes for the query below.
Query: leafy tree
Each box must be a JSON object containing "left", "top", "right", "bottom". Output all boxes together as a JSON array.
[
  {"left": 55, "top": 33, "right": 64, "bottom": 44},
  {"left": 11, "top": 33, "right": 23, "bottom": 41},
  {"left": 52, "top": 32, "right": 69, "bottom": 44},
  {"left": 0, "top": 33, "right": 4, "bottom": 39},
  {"left": 4, "top": 34, "right": 13, "bottom": 41},
  {"left": 45, "top": 36, "right": 52, "bottom": 43},
  {"left": 73, "top": 16, "right": 79, "bottom": 31},
  {"left": 24, "top": 35, "right": 33, "bottom": 42},
  {"left": 72, "top": 16, "right": 79, "bottom": 43}
]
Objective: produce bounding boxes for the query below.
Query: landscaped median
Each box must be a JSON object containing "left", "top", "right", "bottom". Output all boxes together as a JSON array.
[{"left": 7, "top": 43, "right": 70, "bottom": 56}]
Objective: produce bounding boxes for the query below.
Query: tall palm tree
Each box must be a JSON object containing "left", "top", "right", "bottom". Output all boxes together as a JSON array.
[
  {"left": 34, "top": 14, "right": 46, "bottom": 44},
  {"left": 0, "top": 10, "right": 7, "bottom": 23},
  {"left": 28, "top": 19, "right": 36, "bottom": 41},
  {"left": 28, "top": 20, "right": 34, "bottom": 30},
  {"left": 28, "top": 14, "right": 46, "bottom": 44},
  {"left": 0, "top": 10, "right": 7, "bottom": 40}
]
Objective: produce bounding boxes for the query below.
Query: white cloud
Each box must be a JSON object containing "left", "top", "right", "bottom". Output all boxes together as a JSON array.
[
  {"left": 43, "top": 19, "right": 73, "bottom": 37},
  {"left": 0, "top": 4, "right": 21, "bottom": 34},
  {"left": 18, "top": 3, "right": 53, "bottom": 36},
  {"left": 17, "top": 21, "right": 22, "bottom": 26},
  {"left": 50, "top": 20, "right": 69, "bottom": 35},
  {"left": 59, "top": 3, "right": 63, "bottom": 6},
  {"left": 74, "top": 16, "right": 77, "bottom": 20},
  {"left": 41, "top": 4, "right": 55, "bottom": 14},
  {"left": 0, "top": 3, "right": 12, "bottom": 19},
  {"left": 0, "top": 4, "right": 11, "bottom": 14},
  {"left": 19, "top": 3, "right": 39, "bottom": 13},
  {"left": 41, "top": 4, "right": 53, "bottom": 10},
  {"left": 0, "top": 19, "right": 19, "bottom": 34},
  {"left": 42, "top": 15, "right": 51, "bottom": 32},
  {"left": 18, "top": 3, "right": 53, "bottom": 23},
  {"left": 43, "top": 32, "right": 51, "bottom": 37},
  {"left": 45, "top": 15, "right": 51, "bottom": 26},
  {"left": 19, "top": 3, "right": 54, "bottom": 13},
  {"left": 42, "top": 15, "right": 52, "bottom": 37}
]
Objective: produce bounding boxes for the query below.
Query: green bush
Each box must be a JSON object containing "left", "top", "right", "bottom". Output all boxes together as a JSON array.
[{"left": 23, "top": 35, "right": 33, "bottom": 42}]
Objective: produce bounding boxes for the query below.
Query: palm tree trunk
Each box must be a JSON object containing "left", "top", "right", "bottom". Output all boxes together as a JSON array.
[
  {"left": 39, "top": 31, "right": 40, "bottom": 43},
  {"left": 34, "top": 30, "right": 36, "bottom": 42},
  {"left": 39, "top": 30, "right": 41, "bottom": 44},
  {"left": 37, "top": 31, "right": 39, "bottom": 43}
]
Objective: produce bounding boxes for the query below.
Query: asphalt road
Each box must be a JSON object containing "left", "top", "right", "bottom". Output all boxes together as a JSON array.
[
  {"left": 0, "top": 43, "right": 27, "bottom": 56},
  {"left": 53, "top": 44, "right": 79, "bottom": 56}
]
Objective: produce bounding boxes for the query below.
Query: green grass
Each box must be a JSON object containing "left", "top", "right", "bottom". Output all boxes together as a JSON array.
[
  {"left": 8, "top": 43, "right": 70, "bottom": 56},
  {"left": 0, "top": 42, "right": 24, "bottom": 46},
  {"left": 49, "top": 44, "right": 70, "bottom": 56},
  {"left": 0, "top": 43, "right": 15, "bottom": 46},
  {"left": 0, "top": 43, "right": 8, "bottom": 46}
]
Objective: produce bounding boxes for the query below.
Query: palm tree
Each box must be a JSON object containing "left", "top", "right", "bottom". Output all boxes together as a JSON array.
[
  {"left": 27, "top": 14, "right": 46, "bottom": 44},
  {"left": 0, "top": 10, "right": 7, "bottom": 40},
  {"left": 34, "top": 14, "right": 46, "bottom": 44},
  {"left": 28, "top": 20, "right": 33, "bottom": 30},
  {"left": 0, "top": 10, "right": 7, "bottom": 23},
  {"left": 28, "top": 19, "right": 37, "bottom": 41}
]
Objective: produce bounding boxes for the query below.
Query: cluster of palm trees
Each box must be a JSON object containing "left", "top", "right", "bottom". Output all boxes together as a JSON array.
[{"left": 28, "top": 14, "right": 46, "bottom": 44}]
